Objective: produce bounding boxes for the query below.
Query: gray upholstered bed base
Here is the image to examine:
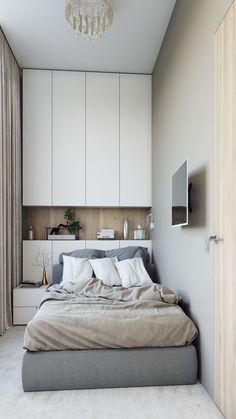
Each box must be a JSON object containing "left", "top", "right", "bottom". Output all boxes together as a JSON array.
[{"left": 22, "top": 345, "right": 197, "bottom": 392}]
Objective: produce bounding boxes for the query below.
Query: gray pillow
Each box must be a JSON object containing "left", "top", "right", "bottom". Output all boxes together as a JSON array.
[
  {"left": 105, "top": 246, "right": 150, "bottom": 266},
  {"left": 59, "top": 248, "right": 105, "bottom": 264}
]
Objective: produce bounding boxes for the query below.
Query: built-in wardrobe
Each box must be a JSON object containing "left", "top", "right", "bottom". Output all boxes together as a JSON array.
[
  {"left": 21, "top": 69, "right": 152, "bottom": 292},
  {"left": 23, "top": 70, "right": 151, "bottom": 207},
  {"left": 214, "top": 1, "right": 236, "bottom": 418}
]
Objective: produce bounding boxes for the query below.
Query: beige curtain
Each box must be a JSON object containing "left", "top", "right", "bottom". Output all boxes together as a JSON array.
[{"left": 0, "top": 28, "right": 21, "bottom": 335}]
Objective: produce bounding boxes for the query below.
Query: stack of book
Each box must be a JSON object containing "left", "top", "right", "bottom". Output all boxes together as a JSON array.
[{"left": 21, "top": 280, "right": 42, "bottom": 288}]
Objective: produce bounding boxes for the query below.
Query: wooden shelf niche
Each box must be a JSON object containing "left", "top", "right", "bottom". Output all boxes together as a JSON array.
[{"left": 23, "top": 207, "right": 151, "bottom": 241}]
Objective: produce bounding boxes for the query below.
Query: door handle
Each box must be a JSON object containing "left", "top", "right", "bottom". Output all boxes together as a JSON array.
[
  {"left": 205, "top": 235, "right": 220, "bottom": 253},
  {"left": 209, "top": 235, "right": 219, "bottom": 243}
]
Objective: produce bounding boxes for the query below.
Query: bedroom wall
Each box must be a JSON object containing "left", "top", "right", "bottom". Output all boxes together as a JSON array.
[{"left": 152, "top": 0, "right": 233, "bottom": 397}]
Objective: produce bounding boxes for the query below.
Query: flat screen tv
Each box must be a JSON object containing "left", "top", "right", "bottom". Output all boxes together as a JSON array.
[{"left": 172, "top": 160, "right": 188, "bottom": 227}]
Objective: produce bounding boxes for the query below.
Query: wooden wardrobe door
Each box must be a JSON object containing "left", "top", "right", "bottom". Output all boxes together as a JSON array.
[{"left": 214, "top": 3, "right": 236, "bottom": 418}]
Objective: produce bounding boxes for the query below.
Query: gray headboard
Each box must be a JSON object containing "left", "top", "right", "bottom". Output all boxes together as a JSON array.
[{"left": 52, "top": 264, "right": 63, "bottom": 285}]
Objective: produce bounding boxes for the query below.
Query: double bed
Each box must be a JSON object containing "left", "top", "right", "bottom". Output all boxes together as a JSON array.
[{"left": 22, "top": 246, "right": 198, "bottom": 392}]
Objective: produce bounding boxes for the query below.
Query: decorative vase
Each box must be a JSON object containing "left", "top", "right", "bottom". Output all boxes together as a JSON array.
[
  {"left": 123, "top": 218, "right": 129, "bottom": 240},
  {"left": 41, "top": 268, "right": 48, "bottom": 286}
]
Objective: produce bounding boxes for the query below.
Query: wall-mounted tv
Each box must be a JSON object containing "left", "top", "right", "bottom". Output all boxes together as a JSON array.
[{"left": 172, "top": 159, "right": 188, "bottom": 227}]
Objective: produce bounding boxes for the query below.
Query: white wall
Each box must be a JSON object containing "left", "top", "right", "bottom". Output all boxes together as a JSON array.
[{"left": 152, "top": 0, "right": 233, "bottom": 396}]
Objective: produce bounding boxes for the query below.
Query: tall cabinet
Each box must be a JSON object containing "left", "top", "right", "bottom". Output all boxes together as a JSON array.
[
  {"left": 120, "top": 74, "right": 152, "bottom": 207},
  {"left": 53, "top": 71, "right": 86, "bottom": 206},
  {"left": 23, "top": 70, "right": 52, "bottom": 206},
  {"left": 86, "top": 73, "right": 119, "bottom": 206},
  {"left": 23, "top": 70, "right": 152, "bottom": 207}
]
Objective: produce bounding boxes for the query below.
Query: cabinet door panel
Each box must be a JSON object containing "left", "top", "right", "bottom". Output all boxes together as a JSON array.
[
  {"left": 13, "top": 307, "right": 37, "bottom": 325},
  {"left": 86, "top": 240, "right": 119, "bottom": 250},
  {"left": 86, "top": 73, "right": 119, "bottom": 206},
  {"left": 120, "top": 74, "right": 152, "bottom": 207},
  {"left": 53, "top": 71, "right": 86, "bottom": 206},
  {"left": 13, "top": 287, "right": 46, "bottom": 307},
  {"left": 23, "top": 70, "right": 52, "bottom": 205},
  {"left": 23, "top": 241, "right": 52, "bottom": 283},
  {"left": 52, "top": 240, "right": 86, "bottom": 265}
]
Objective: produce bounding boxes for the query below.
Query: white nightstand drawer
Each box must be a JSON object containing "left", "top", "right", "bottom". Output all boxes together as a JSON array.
[
  {"left": 13, "top": 286, "right": 47, "bottom": 307},
  {"left": 13, "top": 306, "right": 38, "bottom": 325}
]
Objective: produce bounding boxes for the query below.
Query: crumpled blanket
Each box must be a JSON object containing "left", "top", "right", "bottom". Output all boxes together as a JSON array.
[{"left": 23, "top": 278, "right": 198, "bottom": 351}]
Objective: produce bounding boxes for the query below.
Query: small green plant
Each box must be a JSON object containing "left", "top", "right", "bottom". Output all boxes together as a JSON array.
[{"left": 64, "top": 209, "right": 81, "bottom": 234}]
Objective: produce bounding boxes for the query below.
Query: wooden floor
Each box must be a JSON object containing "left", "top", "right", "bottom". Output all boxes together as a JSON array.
[{"left": 0, "top": 327, "right": 224, "bottom": 419}]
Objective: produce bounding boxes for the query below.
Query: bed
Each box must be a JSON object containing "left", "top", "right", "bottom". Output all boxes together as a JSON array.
[{"left": 22, "top": 246, "right": 198, "bottom": 392}]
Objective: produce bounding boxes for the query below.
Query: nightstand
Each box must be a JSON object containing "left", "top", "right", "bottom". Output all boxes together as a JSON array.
[{"left": 13, "top": 285, "right": 47, "bottom": 325}]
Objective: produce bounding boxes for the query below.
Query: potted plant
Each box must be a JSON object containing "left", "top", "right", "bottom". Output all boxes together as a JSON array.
[{"left": 64, "top": 209, "right": 81, "bottom": 238}]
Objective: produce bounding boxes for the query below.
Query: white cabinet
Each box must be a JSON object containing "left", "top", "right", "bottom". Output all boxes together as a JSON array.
[
  {"left": 23, "top": 70, "right": 151, "bottom": 208},
  {"left": 52, "top": 240, "right": 86, "bottom": 264},
  {"left": 23, "top": 69, "right": 86, "bottom": 207},
  {"left": 23, "top": 70, "right": 52, "bottom": 206},
  {"left": 86, "top": 73, "right": 119, "bottom": 206},
  {"left": 23, "top": 240, "right": 52, "bottom": 283},
  {"left": 120, "top": 74, "right": 152, "bottom": 207},
  {"left": 53, "top": 71, "right": 86, "bottom": 206},
  {"left": 86, "top": 240, "right": 120, "bottom": 251},
  {"left": 13, "top": 306, "right": 38, "bottom": 325},
  {"left": 13, "top": 285, "right": 47, "bottom": 325},
  {"left": 23, "top": 241, "right": 86, "bottom": 283}
]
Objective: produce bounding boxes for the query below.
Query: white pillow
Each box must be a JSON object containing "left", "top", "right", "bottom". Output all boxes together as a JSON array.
[
  {"left": 89, "top": 257, "right": 121, "bottom": 286},
  {"left": 115, "top": 258, "right": 152, "bottom": 288},
  {"left": 60, "top": 255, "right": 93, "bottom": 292}
]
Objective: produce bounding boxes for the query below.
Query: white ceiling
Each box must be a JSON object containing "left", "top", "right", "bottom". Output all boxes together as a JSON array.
[{"left": 0, "top": 0, "right": 175, "bottom": 74}]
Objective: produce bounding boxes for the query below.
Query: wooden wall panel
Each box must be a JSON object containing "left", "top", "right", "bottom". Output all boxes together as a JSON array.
[
  {"left": 214, "top": 2, "right": 236, "bottom": 418},
  {"left": 23, "top": 207, "right": 150, "bottom": 241}
]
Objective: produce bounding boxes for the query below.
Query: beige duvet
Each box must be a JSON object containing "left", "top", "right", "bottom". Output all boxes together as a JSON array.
[{"left": 23, "top": 279, "right": 197, "bottom": 351}]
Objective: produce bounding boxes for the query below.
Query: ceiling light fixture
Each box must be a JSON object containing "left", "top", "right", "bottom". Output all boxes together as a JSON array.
[{"left": 65, "top": 0, "right": 113, "bottom": 42}]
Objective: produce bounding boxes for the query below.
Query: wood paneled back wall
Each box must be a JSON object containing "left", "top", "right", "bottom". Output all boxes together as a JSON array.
[{"left": 23, "top": 207, "right": 151, "bottom": 241}]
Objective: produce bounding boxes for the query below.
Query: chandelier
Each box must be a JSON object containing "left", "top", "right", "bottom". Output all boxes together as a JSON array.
[{"left": 65, "top": 0, "right": 113, "bottom": 42}]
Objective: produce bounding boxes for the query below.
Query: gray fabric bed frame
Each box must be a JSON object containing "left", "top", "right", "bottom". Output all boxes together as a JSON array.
[
  {"left": 22, "top": 346, "right": 197, "bottom": 392},
  {"left": 22, "top": 258, "right": 198, "bottom": 392}
]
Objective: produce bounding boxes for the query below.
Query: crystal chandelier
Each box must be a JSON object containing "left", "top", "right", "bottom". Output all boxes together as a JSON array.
[{"left": 65, "top": 0, "right": 113, "bottom": 42}]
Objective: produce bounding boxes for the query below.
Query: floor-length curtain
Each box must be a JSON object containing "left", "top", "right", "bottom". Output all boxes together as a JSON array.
[{"left": 0, "top": 28, "right": 21, "bottom": 335}]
